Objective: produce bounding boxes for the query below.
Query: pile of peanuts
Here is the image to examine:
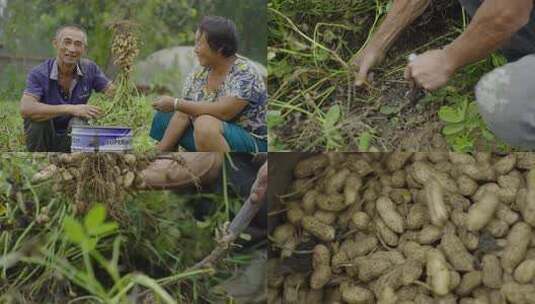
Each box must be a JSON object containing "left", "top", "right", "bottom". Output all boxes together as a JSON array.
[{"left": 268, "top": 152, "right": 535, "bottom": 304}]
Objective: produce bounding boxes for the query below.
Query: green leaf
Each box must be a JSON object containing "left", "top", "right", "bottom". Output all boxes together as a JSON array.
[
  {"left": 84, "top": 204, "right": 106, "bottom": 232},
  {"left": 267, "top": 110, "right": 284, "bottom": 128},
  {"left": 88, "top": 222, "right": 118, "bottom": 236},
  {"left": 81, "top": 238, "right": 97, "bottom": 252},
  {"left": 63, "top": 216, "right": 86, "bottom": 245},
  {"left": 314, "top": 48, "right": 330, "bottom": 62},
  {"left": 358, "top": 132, "right": 372, "bottom": 152},
  {"left": 442, "top": 123, "right": 465, "bottom": 135},
  {"left": 323, "top": 105, "right": 341, "bottom": 129},
  {"left": 196, "top": 220, "right": 211, "bottom": 229},
  {"left": 438, "top": 106, "right": 463, "bottom": 124},
  {"left": 481, "top": 129, "right": 496, "bottom": 141},
  {"left": 379, "top": 105, "right": 399, "bottom": 115}
]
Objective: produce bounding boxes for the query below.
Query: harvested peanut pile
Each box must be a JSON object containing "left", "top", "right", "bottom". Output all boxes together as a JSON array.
[
  {"left": 31, "top": 153, "right": 187, "bottom": 222},
  {"left": 268, "top": 152, "right": 535, "bottom": 304}
]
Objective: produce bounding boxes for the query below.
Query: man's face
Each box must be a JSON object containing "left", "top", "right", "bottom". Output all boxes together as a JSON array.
[
  {"left": 194, "top": 30, "right": 220, "bottom": 67},
  {"left": 53, "top": 28, "right": 86, "bottom": 65}
]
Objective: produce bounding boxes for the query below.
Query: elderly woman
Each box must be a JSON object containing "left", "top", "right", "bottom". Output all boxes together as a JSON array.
[{"left": 151, "top": 16, "right": 267, "bottom": 152}]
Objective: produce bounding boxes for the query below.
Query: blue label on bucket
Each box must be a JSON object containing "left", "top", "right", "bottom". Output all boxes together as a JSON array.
[{"left": 71, "top": 126, "right": 133, "bottom": 152}]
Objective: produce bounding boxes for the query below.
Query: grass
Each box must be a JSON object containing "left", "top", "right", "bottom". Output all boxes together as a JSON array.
[
  {"left": 0, "top": 100, "right": 25, "bottom": 151},
  {"left": 268, "top": 0, "right": 512, "bottom": 152},
  {"left": 0, "top": 153, "right": 257, "bottom": 303}
]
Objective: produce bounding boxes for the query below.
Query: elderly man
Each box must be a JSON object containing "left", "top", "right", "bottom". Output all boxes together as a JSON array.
[
  {"left": 20, "top": 25, "right": 113, "bottom": 152},
  {"left": 352, "top": 0, "right": 535, "bottom": 149}
]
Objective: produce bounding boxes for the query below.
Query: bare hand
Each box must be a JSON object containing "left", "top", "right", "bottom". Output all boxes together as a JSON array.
[
  {"left": 152, "top": 95, "right": 175, "bottom": 112},
  {"left": 404, "top": 49, "right": 455, "bottom": 91},
  {"left": 69, "top": 104, "right": 102, "bottom": 119},
  {"left": 350, "top": 47, "right": 385, "bottom": 86}
]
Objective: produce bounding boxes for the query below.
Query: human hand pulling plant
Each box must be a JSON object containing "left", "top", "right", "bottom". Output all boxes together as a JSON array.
[{"left": 350, "top": 0, "right": 535, "bottom": 149}]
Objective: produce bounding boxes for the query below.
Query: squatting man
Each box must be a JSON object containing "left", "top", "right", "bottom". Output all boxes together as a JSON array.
[{"left": 351, "top": 0, "right": 535, "bottom": 149}]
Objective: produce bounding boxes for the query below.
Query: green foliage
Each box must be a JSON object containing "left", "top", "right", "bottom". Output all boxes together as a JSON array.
[
  {"left": 357, "top": 131, "right": 373, "bottom": 152},
  {"left": 322, "top": 104, "right": 343, "bottom": 149},
  {"left": 433, "top": 87, "right": 499, "bottom": 152}
]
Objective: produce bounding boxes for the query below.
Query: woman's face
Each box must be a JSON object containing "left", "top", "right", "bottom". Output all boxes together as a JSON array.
[{"left": 194, "top": 30, "right": 219, "bottom": 67}]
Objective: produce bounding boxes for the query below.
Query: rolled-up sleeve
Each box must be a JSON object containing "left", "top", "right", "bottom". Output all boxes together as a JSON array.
[
  {"left": 228, "top": 66, "right": 266, "bottom": 106},
  {"left": 92, "top": 63, "right": 111, "bottom": 93},
  {"left": 23, "top": 69, "right": 44, "bottom": 100}
]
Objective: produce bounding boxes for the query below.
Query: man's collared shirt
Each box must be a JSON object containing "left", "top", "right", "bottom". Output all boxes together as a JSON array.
[{"left": 24, "top": 58, "right": 110, "bottom": 133}]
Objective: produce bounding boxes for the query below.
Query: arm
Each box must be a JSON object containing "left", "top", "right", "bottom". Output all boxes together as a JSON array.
[
  {"left": 152, "top": 95, "right": 248, "bottom": 121},
  {"left": 103, "top": 82, "right": 116, "bottom": 98},
  {"left": 20, "top": 94, "right": 103, "bottom": 121},
  {"left": 444, "top": 0, "right": 533, "bottom": 71},
  {"left": 20, "top": 94, "right": 73, "bottom": 122},
  {"left": 177, "top": 97, "right": 248, "bottom": 121},
  {"left": 407, "top": 0, "right": 533, "bottom": 91},
  {"left": 351, "top": 0, "right": 431, "bottom": 85}
]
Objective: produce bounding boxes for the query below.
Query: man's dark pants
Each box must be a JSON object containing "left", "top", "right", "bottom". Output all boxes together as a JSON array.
[
  {"left": 24, "top": 117, "right": 87, "bottom": 152},
  {"left": 458, "top": 0, "right": 535, "bottom": 149}
]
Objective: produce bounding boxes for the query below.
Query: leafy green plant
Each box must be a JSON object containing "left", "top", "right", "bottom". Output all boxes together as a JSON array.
[
  {"left": 26, "top": 204, "right": 177, "bottom": 304},
  {"left": 321, "top": 104, "right": 343, "bottom": 150},
  {"left": 438, "top": 95, "right": 495, "bottom": 152}
]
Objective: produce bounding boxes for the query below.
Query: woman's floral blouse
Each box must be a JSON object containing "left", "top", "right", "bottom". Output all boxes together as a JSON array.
[{"left": 182, "top": 57, "right": 267, "bottom": 138}]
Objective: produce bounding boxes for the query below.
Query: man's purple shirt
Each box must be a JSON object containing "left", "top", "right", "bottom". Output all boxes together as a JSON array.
[{"left": 23, "top": 58, "right": 110, "bottom": 133}]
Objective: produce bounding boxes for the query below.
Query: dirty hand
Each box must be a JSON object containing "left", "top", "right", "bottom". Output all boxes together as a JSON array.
[
  {"left": 350, "top": 46, "right": 385, "bottom": 86},
  {"left": 404, "top": 49, "right": 455, "bottom": 91},
  {"left": 152, "top": 95, "right": 176, "bottom": 112},
  {"left": 69, "top": 104, "right": 102, "bottom": 119}
]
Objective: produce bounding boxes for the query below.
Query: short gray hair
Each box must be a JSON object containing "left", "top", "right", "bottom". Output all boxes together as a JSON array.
[{"left": 55, "top": 25, "right": 88, "bottom": 46}]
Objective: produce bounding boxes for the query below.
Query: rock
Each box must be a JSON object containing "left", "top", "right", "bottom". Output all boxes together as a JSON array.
[{"left": 134, "top": 46, "right": 266, "bottom": 96}]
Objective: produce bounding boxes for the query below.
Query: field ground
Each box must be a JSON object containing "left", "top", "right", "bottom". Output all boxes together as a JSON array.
[
  {"left": 0, "top": 153, "right": 263, "bottom": 303},
  {"left": 268, "top": 0, "right": 511, "bottom": 152}
]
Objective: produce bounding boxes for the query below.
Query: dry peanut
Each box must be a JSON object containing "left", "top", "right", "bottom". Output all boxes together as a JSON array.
[
  {"left": 375, "top": 217, "right": 399, "bottom": 246},
  {"left": 344, "top": 173, "right": 362, "bottom": 206},
  {"left": 485, "top": 219, "right": 509, "bottom": 238},
  {"left": 340, "top": 284, "right": 374, "bottom": 304},
  {"left": 294, "top": 154, "right": 329, "bottom": 178},
  {"left": 313, "top": 210, "right": 337, "bottom": 225},
  {"left": 406, "top": 203, "right": 429, "bottom": 230},
  {"left": 418, "top": 225, "right": 443, "bottom": 245},
  {"left": 482, "top": 254, "right": 502, "bottom": 288},
  {"left": 302, "top": 189, "right": 318, "bottom": 214},
  {"left": 440, "top": 231, "right": 475, "bottom": 272},
  {"left": 287, "top": 201, "right": 304, "bottom": 225},
  {"left": 494, "top": 153, "right": 516, "bottom": 175},
  {"left": 391, "top": 170, "right": 407, "bottom": 188},
  {"left": 458, "top": 175, "right": 478, "bottom": 197},
  {"left": 351, "top": 212, "right": 371, "bottom": 230},
  {"left": 376, "top": 197, "right": 404, "bottom": 233},
  {"left": 466, "top": 191, "right": 499, "bottom": 232},
  {"left": 424, "top": 179, "right": 449, "bottom": 226},
  {"left": 426, "top": 249, "right": 450, "bottom": 296},
  {"left": 386, "top": 152, "right": 413, "bottom": 172},
  {"left": 513, "top": 259, "right": 535, "bottom": 284},
  {"left": 456, "top": 271, "right": 482, "bottom": 296},
  {"left": 302, "top": 216, "right": 335, "bottom": 241},
  {"left": 502, "top": 222, "right": 532, "bottom": 273},
  {"left": 501, "top": 281, "right": 535, "bottom": 304}
]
